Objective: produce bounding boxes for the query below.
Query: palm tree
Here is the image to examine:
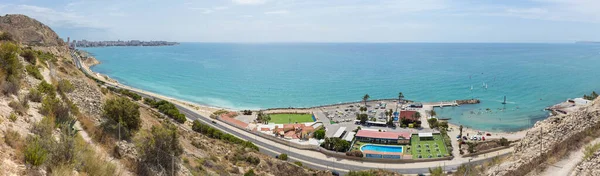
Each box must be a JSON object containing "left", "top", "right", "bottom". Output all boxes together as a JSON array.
[
  {"left": 397, "top": 92, "right": 404, "bottom": 113},
  {"left": 362, "top": 94, "right": 370, "bottom": 107}
]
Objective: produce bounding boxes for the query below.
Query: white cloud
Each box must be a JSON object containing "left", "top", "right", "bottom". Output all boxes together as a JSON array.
[
  {"left": 475, "top": 0, "right": 600, "bottom": 23},
  {"left": 240, "top": 15, "right": 254, "bottom": 18},
  {"left": 232, "top": 0, "right": 266, "bottom": 5},
  {"left": 214, "top": 6, "right": 229, "bottom": 10},
  {"left": 188, "top": 6, "right": 229, "bottom": 14},
  {"left": 264, "top": 10, "right": 289, "bottom": 15},
  {"left": 7, "top": 4, "right": 106, "bottom": 29},
  {"left": 188, "top": 7, "right": 213, "bottom": 14}
]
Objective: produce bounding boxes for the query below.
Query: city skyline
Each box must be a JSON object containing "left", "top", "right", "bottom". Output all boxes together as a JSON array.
[{"left": 1, "top": 0, "right": 599, "bottom": 43}]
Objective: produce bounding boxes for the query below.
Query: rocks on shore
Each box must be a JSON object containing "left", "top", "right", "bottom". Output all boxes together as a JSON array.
[
  {"left": 572, "top": 150, "right": 600, "bottom": 176},
  {"left": 485, "top": 98, "right": 600, "bottom": 176},
  {"left": 456, "top": 99, "right": 480, "bottom": 105}
]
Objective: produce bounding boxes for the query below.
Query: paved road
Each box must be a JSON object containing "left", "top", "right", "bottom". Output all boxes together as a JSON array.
[{"left": 71, "top": 51, "right": 511, "bottom": 175}]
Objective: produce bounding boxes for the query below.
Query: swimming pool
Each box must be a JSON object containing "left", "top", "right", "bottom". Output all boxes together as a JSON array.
[{"left": 361, "top": 144, "right": 403, "bottom": 153}]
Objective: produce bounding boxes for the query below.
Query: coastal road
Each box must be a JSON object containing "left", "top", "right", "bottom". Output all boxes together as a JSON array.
[
  {"left": 106, "top": 83, "right": 512, "bottom": 175},
  {"left": 71, "top": 51, "right": 512, "bottom": 175}
]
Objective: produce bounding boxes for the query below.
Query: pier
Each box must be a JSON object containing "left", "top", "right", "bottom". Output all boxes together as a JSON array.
[{"left": 425, "top": 101, "right": 460, "bottom": 108}]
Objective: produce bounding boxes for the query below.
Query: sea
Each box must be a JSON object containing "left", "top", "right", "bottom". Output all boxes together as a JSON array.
[{"left": 83, "top": 43, "right": 600, "bottom": 132}]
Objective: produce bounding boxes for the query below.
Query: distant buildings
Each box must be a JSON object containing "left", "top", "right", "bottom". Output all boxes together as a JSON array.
[{"left": 70, "top": 39, "right": 179, "bottom": 48}]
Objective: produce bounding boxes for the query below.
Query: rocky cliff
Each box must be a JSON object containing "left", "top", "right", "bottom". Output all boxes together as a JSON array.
[
  {"left": 486, "top": 98, "right": 600, "bottom": 176},
  {"left": 0, "top": 14, "right": 65, "bottom": 46},
  {"left": 572, "top": 150, "right": 600, "bottom": 176}
]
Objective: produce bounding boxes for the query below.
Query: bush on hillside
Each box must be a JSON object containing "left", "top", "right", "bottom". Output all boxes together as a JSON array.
[
  {"left": 0, "top": 32, "right": 14, "bottom": 41},
  {"left": 36, "top": 51, "right": 57, "bottom": 63},
  {"left": 37, "top": 81, "right": 56, "bottom": 97},
  {"left": 26, "top": 65, "right": 43, "bottom": 80},
  {"left": 137, "top": 123, "right": 183, "bottom": 175},
  {"left": 21, "top": 49, "right": 37, "bottom": 65},
  {"left": 102, "top": 97, "right": 141, "bottom": 139},
  {"left": 24, "top": 136, "right": 48, "bottom": 167},
  {"left": 278, "top": 153, "right": 288, "bottom": 160},
  {"left": 145, "top": 99, "right": 186, "bottom": 123},
  {"left": 192, "top": 120, "right": 259, "bottom": 151},
  {"left": 4, "top": 129, "right": 22, "bottom": 148},
  {"left": 0, "top": 42, "right": 23, "bottom": 80},
  {"left": 57, "top": 79, "right": 74, "bottom": 93},
  {"left": 9, "top": 97, "right": 29, "bottom": 115},
  {"left": 345, "top": 150, "right": 364, "bottom": 157},
  {"left": 28, "top": 88, "right": 43, "bottom": 102},
  {"left": 41, "top": 96, "right": 72, "bottom": 123}
]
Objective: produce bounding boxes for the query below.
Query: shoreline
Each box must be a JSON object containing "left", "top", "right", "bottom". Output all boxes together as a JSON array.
[{"left": 79, "top": 52, "right": 545, "bottom": 135}]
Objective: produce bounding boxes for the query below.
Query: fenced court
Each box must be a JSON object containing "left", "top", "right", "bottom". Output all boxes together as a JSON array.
[
  {"left": 269, "top": 113, "right": 315, "bottom": 124},
  {"left": 410, "top": 134, "right": 449, "bottom": 159}
]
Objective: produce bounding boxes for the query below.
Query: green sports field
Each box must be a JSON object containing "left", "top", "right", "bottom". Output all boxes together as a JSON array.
[
  {"left": 410, "top": 134, "right": 450, "bottom": 159},
  {"left": 269, "top": 113, "right": 314, "bottom": 124}
]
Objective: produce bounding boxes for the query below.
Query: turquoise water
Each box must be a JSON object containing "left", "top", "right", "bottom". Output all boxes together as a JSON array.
[
  {"left": 361, "top": 144, "right": 403, "bottom": 153},
  {"left": 83, "top": 43, "right": 600, "bottom": 132}
]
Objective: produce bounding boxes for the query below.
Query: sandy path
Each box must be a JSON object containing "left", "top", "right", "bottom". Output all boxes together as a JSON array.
[
  {"left": 536, "top": 138, "right": 600, "bottom": 176},
  {"left": 75, "top": 122, "right": 133, "bottom": 176}
]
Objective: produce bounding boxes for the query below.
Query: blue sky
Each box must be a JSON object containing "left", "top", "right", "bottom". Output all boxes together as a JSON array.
[{"left": 1, "top": 0, "right": 599, "bottom": 42}]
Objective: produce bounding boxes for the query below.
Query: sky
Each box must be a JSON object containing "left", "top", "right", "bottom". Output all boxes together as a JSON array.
[{"left": 1, "top": 0, "right": 599, "bottom": 43}]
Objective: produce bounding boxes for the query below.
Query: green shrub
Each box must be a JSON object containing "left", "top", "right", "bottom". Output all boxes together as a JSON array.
[
  {"left": 41, "top": 96, "right": 72, "bottom": 123},
  {"left": 345, "top": 150, "right": 364, "bottom": 157},
  {"left": 245, "top": 155, "right": 260, "bottom": 165},
  {"left": 36, "top": 51, "right": 57, "bottom": 63},
  {"left": 0, "top": 32, "right": 14, "bottom": 41},
  {"left": 9, "top": 112, "right": 17, "bottom": 122},
  {"left": 102, "top": 97, "right": 141, "bottom": 138},
  {"left": 278, "top": 153, "right": 288, "bottom": 160},
  {"left": 24, "top": 136, "right": 48, "bottom": 166},
  {"left": 584, "top": 143, "right": 600, "bottom": 160},
  {"left": 4, "top": 129, "right": 22, "bottom": 148},
  {"left": 244, "top": 169, "right": 256, "bottom": 176},
  {"left": 137, "top": 123, "right": 183, "bottom": 175},
  {"left": 57, "top": 79, "right": 74, "bottom": 93},
  {"left": 191, "top": 120, "right": 259, "bottom": 151},
  {"left": 28, "top": 88, "right": 43, "bottom": 102},
  {"left": 429, "top": 166, "right": 444, "bottom": 176},
  {"left": 9, "top": 98, "right": 29, "bottom": 115},
  {"left": 147, "top": 99, "right": 186, "bottom": 123},
  {"left": 1, "top": 76, "right": 20, "bottom": 95},
  {"left": 0, "top": 42, "right": 23, "bottom": 91},
  {"left": 20, "top": 49, "right": 37, "bottom": 65},
  {"left": 26, "top": 65, "right": 43, "bottom": 80},
  {"left": 498, "top": 137, "right": 510, "bottom": 146},
  {"left": 314, "top": 129, "right": 326, "bottom": 140},
  {"left": 294, "top": 161, "right": 303, "bottom": 166},
  {"left": 37, "top": 81, "right": 56, "bottom": 97}
]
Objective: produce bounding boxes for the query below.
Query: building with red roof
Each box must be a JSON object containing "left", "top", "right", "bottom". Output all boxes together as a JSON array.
[
  {"left": 399, "top": 111, "right": 419, "bottom": 122},
  {"left": 355, "top": 130, "right": 411, "bottom": 144}
]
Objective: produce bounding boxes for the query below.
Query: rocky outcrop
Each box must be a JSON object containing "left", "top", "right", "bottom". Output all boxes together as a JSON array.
[
  {"left": 486, "top": 98, "right": 600, "bottom": 176},
  {"left": 66, "top": 78, "right": 104, "bottom": 118},
  {"left": 572, "top": 150, "right": 600, "bottom": 176},
  {"left": 456, "top": 99, "right": 480, "bottom": 105},
  {"left": 0, "top": 14, "right": 65, "bottom": 47},
  {"left": 115, "top": 140, "right": 138, "bottom": 160}
]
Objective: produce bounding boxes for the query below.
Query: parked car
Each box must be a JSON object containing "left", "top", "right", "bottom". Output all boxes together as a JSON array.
[
  {"left": 482, "top": 136, "right": 486, "bottom": 141},
  {"left": 456, "top": 135, "right": 461, "bottom": 139},
  {"left": 462, "top": 136, "right": 468, "bottom": 140},
  {"left": 331, "top": 171, "right": 340, "bottom": 176},
  {"left": 486, "top": 133, "right": 492, "bottom": 136}
]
